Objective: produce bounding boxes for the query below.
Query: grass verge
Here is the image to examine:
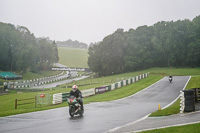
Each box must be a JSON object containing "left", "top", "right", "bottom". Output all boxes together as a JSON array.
[{"left": 140, "top": 122, "right": 200, "bottom": 133}]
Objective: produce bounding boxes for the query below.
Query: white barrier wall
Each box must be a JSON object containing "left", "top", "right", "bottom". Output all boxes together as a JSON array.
[
  {"left": 111, "top": 84, "right": 115, "bottom": 91},
  {"left": 118, "top": 81, "right": 121, "bottom": 88},
  {"left": 82, "top": 88, "right": 95, "bottom": 97},
  {"left": 132, "top": 77, "right": 135, "bottom": 83},
  {"left": 128, "top": 79, "right": 131, "bottom": 84},
  {"left": 52, "top": 93, "right": 62, "bottom": 104},
  {"left": 136, "top": 76, "right": 138, "bottom": 81},
  {"left": 123, "top": 80, "right": 126, "bottom": 86}
]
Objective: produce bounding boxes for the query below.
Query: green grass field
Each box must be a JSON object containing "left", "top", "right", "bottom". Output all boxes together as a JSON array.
[{"left": 58, "top": 47, "right": 89, "bottom": 68}]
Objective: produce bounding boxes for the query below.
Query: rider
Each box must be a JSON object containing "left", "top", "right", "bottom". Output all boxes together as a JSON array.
[
  {"left": 169, "top": 75, "right": 173, "bottom": 79},
  {"left": 69, "top": 85, "right": 83, "bottom": 110}
]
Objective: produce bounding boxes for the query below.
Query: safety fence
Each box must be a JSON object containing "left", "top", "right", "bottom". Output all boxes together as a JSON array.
[
  {"left": 52, "top": 73, "right": 149, "bottom": 105},
  {"left": 180, "top": 88, "right": 200, "bottom": 113},
  {"left": 15, "top": 93, "right": 51, "bottom": 109},
  {"left": 15, "top": 97, "right": 36, "bottom": 109}
]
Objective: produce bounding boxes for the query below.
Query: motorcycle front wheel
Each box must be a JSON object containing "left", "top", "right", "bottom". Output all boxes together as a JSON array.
[
  {"left": 80, "top": 106, "right": 84, "bottom": 116},
  {"left": 69, "top": 106, "right": 75, "bottom": 117}
]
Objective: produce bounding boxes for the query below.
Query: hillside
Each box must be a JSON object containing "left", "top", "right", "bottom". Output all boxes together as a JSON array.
[{"left": 58, "top": 47, "right": 89, "bottom": 68}]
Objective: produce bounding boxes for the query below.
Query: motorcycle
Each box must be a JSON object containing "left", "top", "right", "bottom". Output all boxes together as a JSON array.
[
  {"left": 67, "top": 95, "right": 84, "bottom": 117},
  {"left": 169, "top": 76, "right": 172, "bottom": 83}
]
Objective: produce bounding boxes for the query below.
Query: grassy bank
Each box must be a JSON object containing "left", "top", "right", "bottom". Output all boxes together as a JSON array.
[
  {"left": 58, "top": 47, "right": 89, "bottom": 68},
  {"left": 140, "top": 122, "right": 200, "bottom": 133}
]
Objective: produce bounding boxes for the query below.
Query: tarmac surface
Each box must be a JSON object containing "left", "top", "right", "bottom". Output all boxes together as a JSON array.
[
  {"left": 32, "top": 71, "right": 88, "bottom": 89},
  {"left": 0, "top": 76, "right": 192, "bottom": 133},
  {"left": 108, "top": 111, "right": 200, "bottom": 133}
]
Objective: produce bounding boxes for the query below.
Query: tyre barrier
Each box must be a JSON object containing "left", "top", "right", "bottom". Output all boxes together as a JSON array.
[
  {"left": 180, "top": 88, "right": 200, "bottom": 113},
  {"left": 52, "top": 73, "right": 149, "bottom": 105}
]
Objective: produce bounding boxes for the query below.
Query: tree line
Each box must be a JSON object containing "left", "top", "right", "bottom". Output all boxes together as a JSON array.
[
  {"left": 88, "top": 15, "right": 200, "bottom": 76},
  {"left": 56, "top": 39, "right": 88, "bottom": 49},
  {"left": 0, "top": 22, "right": 59, "bottom": 74}
]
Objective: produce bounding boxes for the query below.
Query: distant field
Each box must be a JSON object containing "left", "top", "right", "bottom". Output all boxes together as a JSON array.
[{"left": 58, "top": 47, "right": 89, "bottom": 68}]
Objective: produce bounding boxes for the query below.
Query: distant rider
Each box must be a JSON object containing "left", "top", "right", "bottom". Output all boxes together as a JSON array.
[
  {"left": 69, "top": 85, "right": 83, "bottom": 110},
  {"left": 169, "top": 75, "right": 173, "bottom": 83}
]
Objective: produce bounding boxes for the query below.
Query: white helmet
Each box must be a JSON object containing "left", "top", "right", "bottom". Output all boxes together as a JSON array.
[{"left": 72, "top": 85, "right": 78, "bottom": 92}]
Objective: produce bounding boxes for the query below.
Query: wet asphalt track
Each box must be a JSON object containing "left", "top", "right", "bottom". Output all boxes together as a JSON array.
[{"left": 0, "top": 76, "right": 190, "bottom": 133}]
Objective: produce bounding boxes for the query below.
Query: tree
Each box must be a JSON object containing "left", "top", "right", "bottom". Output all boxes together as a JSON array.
[
  {"left": 88, "top": 15, "right": 200, "bottom": 76},
  {"left": 0, "top": 22, "right": 59, "bottom": 73}
]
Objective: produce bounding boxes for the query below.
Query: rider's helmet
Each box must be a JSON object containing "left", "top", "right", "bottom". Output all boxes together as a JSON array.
[{"left": 72, "top": 85, "right": 78, "bottom": 92}]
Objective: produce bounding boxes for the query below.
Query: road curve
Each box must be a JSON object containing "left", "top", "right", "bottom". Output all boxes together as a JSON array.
[{"left": 0, "top": 76, "right": 190, "bottom": 133}]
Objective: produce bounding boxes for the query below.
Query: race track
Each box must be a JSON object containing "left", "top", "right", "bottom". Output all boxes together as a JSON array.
[{"left": 0, "top": 76, "right": 190, "bottom": 133}]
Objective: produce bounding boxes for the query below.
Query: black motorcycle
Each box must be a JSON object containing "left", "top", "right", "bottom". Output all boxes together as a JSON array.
[
  {"left": 169, "top": 76, "right": 173, "bottom": 83},
  {"left": 67, "top": 95, "right": 84, "bottom": 117}
]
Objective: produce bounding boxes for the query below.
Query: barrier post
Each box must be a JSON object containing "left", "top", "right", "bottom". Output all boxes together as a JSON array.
[
  {"left": 35, "top": 96, "right": 37, "bottom": 108},
  {"left": 15, "top": 99, "right": 17, "bottom": 109},
  {"left": 158, "top": 104, "right": 161, "bottom": 110}
]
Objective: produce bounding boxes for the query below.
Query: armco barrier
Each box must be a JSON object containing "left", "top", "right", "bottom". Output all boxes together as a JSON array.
[
  {"left": 52, "top": 73, "right": 149, "bottom": 104},
  {"left": 62, "top": 92, "right": 70, "bottom": 102}
]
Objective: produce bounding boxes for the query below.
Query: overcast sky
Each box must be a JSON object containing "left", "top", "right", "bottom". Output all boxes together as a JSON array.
[{"left": 0, "top": 0, "right": 200, "bottom": 44}]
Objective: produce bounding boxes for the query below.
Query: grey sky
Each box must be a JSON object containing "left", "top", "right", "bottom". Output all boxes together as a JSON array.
[{"left": 0, "top": 0, "right": 200, "bottom": 44}]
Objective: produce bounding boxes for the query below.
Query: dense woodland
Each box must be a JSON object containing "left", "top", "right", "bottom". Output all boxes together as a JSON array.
[
  {"left": 56, "top": 40, "right": 88, "bottom": 49},
  {"left": 0, "top": 23, "right": 59, "bottom": 74},
  {"left": 88, "top": 15, "right": 200, "bottom": 76}
]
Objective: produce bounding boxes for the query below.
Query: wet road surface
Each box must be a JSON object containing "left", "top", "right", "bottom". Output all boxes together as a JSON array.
[
  {"left": 112, "top": 110, "right": 200, "bottom": 133},
  {"left": 0, "top": 76, "right": 190, "bottom": 133}
]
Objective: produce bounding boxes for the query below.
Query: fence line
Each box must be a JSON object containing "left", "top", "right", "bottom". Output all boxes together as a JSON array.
[{"left": 15, "top": 96, "right": 36, "bottom": 109}]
